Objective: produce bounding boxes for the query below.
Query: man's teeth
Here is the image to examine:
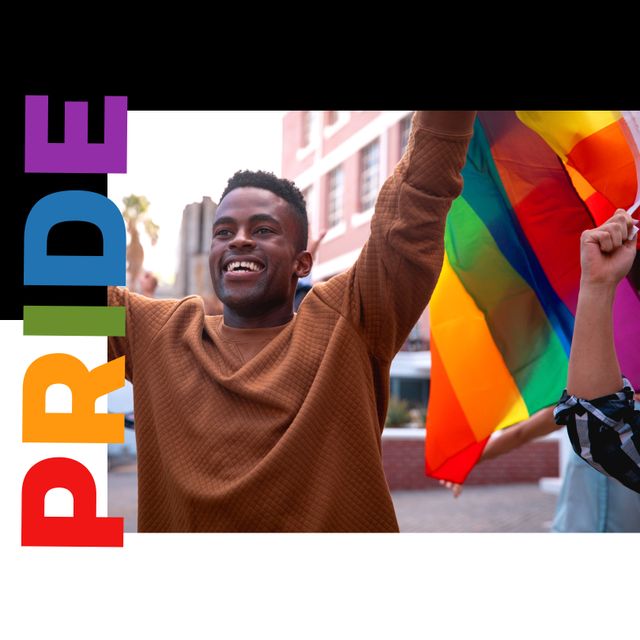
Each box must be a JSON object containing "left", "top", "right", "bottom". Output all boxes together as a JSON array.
[{"left": 225, "top": 261, "right": 263, "bottom": 272}]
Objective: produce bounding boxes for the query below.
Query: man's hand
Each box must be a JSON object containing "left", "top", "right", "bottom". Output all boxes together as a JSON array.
[{"left": 580, "top": 209, "right": 638, "bottom": 289}]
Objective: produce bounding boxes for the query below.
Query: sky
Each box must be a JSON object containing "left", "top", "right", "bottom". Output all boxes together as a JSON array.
[{"left": 108, "top": 111, "right": 284, "bottom": 283}]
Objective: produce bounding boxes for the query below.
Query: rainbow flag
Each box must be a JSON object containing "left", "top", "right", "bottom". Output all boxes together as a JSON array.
[{"left": 425, "top": 111, "right": 640, "bottom": 484}]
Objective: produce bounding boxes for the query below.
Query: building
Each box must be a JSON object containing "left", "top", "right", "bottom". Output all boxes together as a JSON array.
[
  {"left": 281, "top": 111, "right": 565, "bottom": 492},
  {"left": 172, "top": 196, "right": 224, "bottom": 314},
  {"left": 282, "top": 110, "right": 430, "bottom": 414},
  {"left": 174, "top": 196, "right": 218, "bottom": 299}
]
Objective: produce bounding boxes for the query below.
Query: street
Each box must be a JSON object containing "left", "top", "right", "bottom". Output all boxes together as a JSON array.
[{"left": 109, "top": 464, "right": 558, "bottom": 533}]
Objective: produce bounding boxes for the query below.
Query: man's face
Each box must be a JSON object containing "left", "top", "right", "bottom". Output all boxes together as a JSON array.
[{"left": 209, "top": 187, "right": 309, "bottom": 316}]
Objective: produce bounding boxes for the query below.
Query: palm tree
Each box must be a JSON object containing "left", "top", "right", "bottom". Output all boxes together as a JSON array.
[{"left": 121, "top": 195, "right": 159, "bottom": 289}]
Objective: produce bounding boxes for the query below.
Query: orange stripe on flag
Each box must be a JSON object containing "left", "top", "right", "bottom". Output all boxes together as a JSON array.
[
  {"left": 429, "top": 254, "right": 529, "bottom": 442},
  {"left": 567, "top": 120, "right": 637, "bottom": 209},
  {"left": 564, "top": 164, "right": 616, "bottom": 225},
  {"left": 425, "top": 338, "right": 478, "bottom": 474},
  {"left": 564, "top": 164, "right": 596, "bottom": 202}
]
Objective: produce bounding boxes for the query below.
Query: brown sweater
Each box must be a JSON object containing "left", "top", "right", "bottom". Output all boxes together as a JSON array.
[{"left": 108, "top": 112, "right": 473, "bottom": 532}]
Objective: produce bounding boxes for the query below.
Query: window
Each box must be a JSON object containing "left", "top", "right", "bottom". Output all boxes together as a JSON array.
[
  {"left": 399, "top": 113, "right": 413, "bottom": 157},
  {"left": 359, "top": 139, "right": 380, "bottom": 212},
  {"left": 301, "top": 111, "right": 318, "bottom": 148},
  {"left": 302, "top": 185, "right": 314, "bottom": 230},
  {"left": 326, "top": 111, "right": 339, "bottom": 126},
  {"left": 390, "top": 377, "right": 430, "bottom": 410},
  {"left": 327, "top": 166, "right": 344, "bottom": 228},
  {"left": 323, "top": 111, "right": 351, "bottom": 138}
]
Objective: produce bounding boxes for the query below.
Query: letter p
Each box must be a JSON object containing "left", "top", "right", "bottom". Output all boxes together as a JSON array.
[{"left": 22, "top": 458, "right": 123, "bottom": 546}]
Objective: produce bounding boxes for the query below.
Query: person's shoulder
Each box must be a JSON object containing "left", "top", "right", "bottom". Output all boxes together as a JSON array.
[{"left": 298, "top": 273, "right": 349, "bottom": 313}]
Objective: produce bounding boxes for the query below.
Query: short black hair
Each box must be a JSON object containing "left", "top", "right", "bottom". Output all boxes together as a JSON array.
[{"left": 219, "top": 170, "right": 308, "bottom": 251}]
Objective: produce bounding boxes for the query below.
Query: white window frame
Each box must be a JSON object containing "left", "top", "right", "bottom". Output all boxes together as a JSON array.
[
  {"left": 326, "top": 165, "right": 344, "bottom": 230},
  {"left": 352, "top": 129, "right": 388, "bottom": 228},
  {"left": 323, "top": 111, "right": 351, "bottom": 138},
  {"left": 359, "top": 138, "right": 380, "bottom": 213},
  {"left": 399, "top": 113, "right": 413, "bottom": 157},
  {"left": 296, "top": 111, "right": 321, "bottom": 161}
]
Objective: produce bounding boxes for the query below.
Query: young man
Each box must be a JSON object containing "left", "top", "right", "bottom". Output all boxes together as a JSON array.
[
  {"left": 109, "top": 111, "right": 476, "bottom": 532},
  {"left": 555, "top": 210, "right": 640, "bottom": 494}
]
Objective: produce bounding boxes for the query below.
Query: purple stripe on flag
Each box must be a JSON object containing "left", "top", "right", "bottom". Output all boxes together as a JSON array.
[{"left": 614, "top": 278, "right": 640, "bottom": 389}]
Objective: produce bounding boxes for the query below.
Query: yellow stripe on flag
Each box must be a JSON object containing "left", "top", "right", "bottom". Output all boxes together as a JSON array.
[
  {"left": 516, "top": 111, "right": 621, "bottom": 161},
  {"left": 431, "top": 253, "right": 529, "bottom": 439}
]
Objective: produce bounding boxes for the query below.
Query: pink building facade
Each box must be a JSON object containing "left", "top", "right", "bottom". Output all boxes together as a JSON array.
[{"left": 282, "top": 111, "right": 430, "bottom": 409}]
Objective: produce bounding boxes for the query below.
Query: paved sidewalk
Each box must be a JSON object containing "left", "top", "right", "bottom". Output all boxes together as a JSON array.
[
  {"left": 109, "top": 464, "right": 558, "bottom": 533},
  {"left": 109, "top": 464, "right": 138, "bottom": 533},
  {"left": 393, "top": 484, "right": 557, "bottom": 532}
]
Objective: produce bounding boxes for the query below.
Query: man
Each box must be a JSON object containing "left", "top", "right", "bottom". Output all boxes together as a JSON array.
[
  {"left": 555, "top": 210, "right": 640, "bottom": 494},
  {"left": 109, "top": 111, "right": 476, "bottom": 531}
]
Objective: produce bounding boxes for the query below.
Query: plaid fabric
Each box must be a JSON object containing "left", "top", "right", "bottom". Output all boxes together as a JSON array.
[{"left": 555, "top": 378, "right": 640, "bottom": 494}]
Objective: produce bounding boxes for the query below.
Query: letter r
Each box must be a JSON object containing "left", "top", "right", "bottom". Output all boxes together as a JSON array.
[{"left": 23, "top": 354, "right": 125, "bottom": 443}]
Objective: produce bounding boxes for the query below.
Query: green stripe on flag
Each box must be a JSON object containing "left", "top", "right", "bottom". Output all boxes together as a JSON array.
[{"left": 444, "top": 199, "right": 567, "bottom": 413}]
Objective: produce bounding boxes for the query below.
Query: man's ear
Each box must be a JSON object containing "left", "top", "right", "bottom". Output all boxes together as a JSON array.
[{"left": 295, "top": 251, "right": 313, "bottom": 278}]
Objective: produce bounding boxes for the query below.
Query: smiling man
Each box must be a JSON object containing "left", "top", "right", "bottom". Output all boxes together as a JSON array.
[
  {"left": 210, "top": 175, "right": 312, "bottom": 329},
  {"left": 108, "top": 111, "right": 476, "bottom": 532}
]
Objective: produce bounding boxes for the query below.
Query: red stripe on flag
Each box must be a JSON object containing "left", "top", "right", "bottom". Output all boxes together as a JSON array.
[
  {"left": 426, "top": 437, "right": 490, "bottom": 485},
  {"left": 481, "top": 111, "right": 594, "bottom": 316},
  {"left": 425, "top": 339, "right": 487, "bottom": 483},
  {"left": 583, "top": 191, "right": 616, "bottom": 226}
]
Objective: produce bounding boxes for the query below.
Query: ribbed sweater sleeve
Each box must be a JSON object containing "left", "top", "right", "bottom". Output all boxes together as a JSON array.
[{"left": 315, "top": 111, "right": 474, "bottom": 362}]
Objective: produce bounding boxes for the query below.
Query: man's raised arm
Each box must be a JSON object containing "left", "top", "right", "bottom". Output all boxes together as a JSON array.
[{"left": 316, "top": 111, "right": 476, "bottom": 361}]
